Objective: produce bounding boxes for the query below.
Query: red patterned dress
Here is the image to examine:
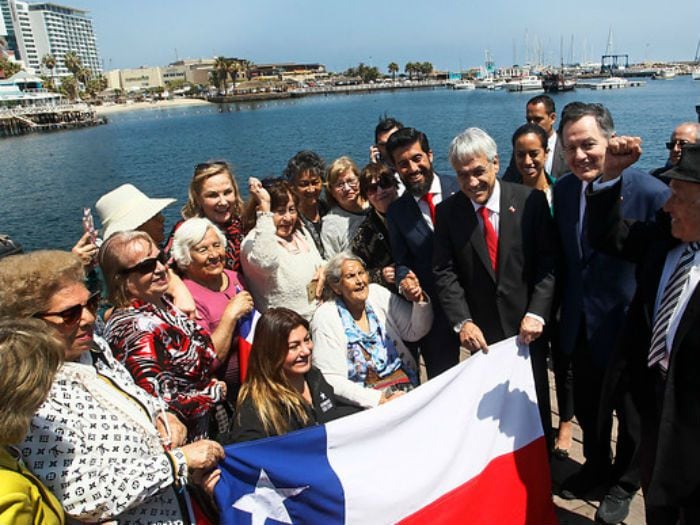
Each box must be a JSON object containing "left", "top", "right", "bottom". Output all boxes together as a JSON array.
[{"left": 104, "top": 297, "right": 223, "bottom": 440}]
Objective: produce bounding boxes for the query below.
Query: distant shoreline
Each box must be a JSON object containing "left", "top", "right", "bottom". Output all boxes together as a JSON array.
[{"left": 93, "top": 98, "right": 211, "bottom": 115}]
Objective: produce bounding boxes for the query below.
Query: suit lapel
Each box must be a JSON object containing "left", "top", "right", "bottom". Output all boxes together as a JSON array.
[
  {"left": 671, "top": 280, "right": 700, "bottom": 353},
  {"left": 497, "top": 183, "right": 519, "bottom": 281}
]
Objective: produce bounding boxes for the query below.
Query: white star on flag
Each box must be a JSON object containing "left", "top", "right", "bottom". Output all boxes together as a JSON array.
[{"left": 232, "top": 468, "right": 308, "bottom": 525}]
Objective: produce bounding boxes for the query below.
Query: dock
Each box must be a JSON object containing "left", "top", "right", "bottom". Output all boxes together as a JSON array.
[{"left": 0, "top": 103, "right": 106, "bottom": 138}]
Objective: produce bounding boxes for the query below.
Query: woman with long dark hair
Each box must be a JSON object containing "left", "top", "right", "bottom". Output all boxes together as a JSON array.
[{"left": 226, "top": 307, "right": 357, "bottom": 443}]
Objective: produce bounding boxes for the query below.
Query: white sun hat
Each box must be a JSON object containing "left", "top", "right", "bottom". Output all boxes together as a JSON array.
[{"left": 96, "top": 184, "right": 176, "bottom": 240}]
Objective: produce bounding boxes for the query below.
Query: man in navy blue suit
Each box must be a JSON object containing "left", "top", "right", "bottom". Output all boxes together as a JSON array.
[
  {"left": 554, "top": 102, "right": 669, "bottom": 524},
  {"left": 386, "top": 127, "right": 461, "bottom": 378}
]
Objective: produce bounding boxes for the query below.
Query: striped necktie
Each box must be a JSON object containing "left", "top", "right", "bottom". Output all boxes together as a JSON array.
[{"left": 648, "top": 241, "right": 700, "bottom": 368}]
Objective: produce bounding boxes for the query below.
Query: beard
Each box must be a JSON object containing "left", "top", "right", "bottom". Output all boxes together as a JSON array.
[{"left": 405, "top": 168, "right": 435, "bottom": 197}]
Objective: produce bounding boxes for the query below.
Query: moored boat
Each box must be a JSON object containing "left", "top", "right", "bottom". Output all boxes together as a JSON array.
[
  {"left": 542, "top": 72, "right": 576, "bottom": 93},
  {"left": 505, "top": 76, "right": 543, "bottom": 92}
]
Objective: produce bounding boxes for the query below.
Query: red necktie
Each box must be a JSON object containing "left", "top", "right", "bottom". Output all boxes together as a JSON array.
[
  {"left": 478, "top": 206, "right": 498, "bottom": 272},
  {"left": 421, "top": 192, "right": 436, "bottom": 225}
]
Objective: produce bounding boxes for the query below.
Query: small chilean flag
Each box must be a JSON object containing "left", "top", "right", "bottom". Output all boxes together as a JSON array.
[
  {"left": 215, "top": 336, "right": 557, "bottom": 524},
  {"left": 236, "top": 308, "right": 260, "bottom": 384}
]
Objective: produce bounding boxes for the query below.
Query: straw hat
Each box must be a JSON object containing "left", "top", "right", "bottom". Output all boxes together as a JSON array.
[{"left": 96, "top": 184, "right": 175, "bottom": 240}]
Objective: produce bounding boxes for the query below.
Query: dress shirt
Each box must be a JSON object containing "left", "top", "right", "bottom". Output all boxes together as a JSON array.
[
  {"left": 545, "top": 131, "right": 558, "bottom": 176},
  {"left": 470, "top": 179, "right": 501, "bottom": 234},
  {"left": 414, "top": 174, "right": 443, "bottom": 231},
  {"left": 653, "top": 244, "right": 700, "bottom": 371}
]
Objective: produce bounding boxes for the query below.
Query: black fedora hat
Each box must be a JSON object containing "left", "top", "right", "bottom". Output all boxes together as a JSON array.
[{"left": 666, "top": 143, "right": 700, "bottom": 183}]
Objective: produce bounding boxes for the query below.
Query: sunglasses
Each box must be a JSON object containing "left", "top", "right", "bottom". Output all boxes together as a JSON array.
[
  {"left": 120, "top": 251, "right": 167, "bottom": 275},
  {"left": 366, "top": 175, "right": 397, "bottom": 193},
  {"left": 36, "top": 292, "right": 100, "bottom": 326},
  {"left": 666, "top": 140, "right": 690, "bottom": 150},
  {"left": 194, "top": 161, "right": 228, "bottom": 172}
]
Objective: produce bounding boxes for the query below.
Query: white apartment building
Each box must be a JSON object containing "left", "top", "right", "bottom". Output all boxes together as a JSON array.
[{"left": 4, "top": 0, "right": 101, "bottom": 76}]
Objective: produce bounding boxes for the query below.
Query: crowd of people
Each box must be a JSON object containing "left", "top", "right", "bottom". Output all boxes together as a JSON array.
[{"left": 1, "top": 97, "right": 699, "bottom": 525}]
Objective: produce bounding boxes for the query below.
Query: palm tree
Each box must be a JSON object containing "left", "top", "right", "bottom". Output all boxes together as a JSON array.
[
  {"left": 63, "top": 51, "right": 82, "bottom": 77},
  {"left": 41, "top": 54, "right": 56, "bottom": 86},
  {"left": 227, "top": 59, "right": 242, "bottom": 92},
  {"left": 213, "top": 56, "right": 228, "bottom": 93},
  {"left": 404, "top": 62, "right": 415, "bottom": 80},
  {"left": 388, "top": 62, "right": 399, "bottom": 81}
]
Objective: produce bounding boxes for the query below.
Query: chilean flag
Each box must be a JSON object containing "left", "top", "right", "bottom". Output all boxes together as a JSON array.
[
  {"left": 236, "top": 307, "right": 260, "bottom": 384},
  {"left": 215, "top": 336, "right": 557, "bottom": 524}
]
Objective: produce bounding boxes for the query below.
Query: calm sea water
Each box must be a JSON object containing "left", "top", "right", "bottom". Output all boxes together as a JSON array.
[{"left": 2, "top": 77, "right": 699, "bottom": 251}]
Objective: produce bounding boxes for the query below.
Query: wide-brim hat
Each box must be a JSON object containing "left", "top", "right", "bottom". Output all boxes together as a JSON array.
[
  {"left": 96, "top": 184, "right": 175, "bottom": 240},
  {"left": 665, "top": 143, "right": 700, "bottom": 184}
]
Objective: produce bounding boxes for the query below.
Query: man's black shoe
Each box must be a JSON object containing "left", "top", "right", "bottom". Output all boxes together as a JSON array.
[
  {"left": 595, "top": 485, "right": 635, "bottom": 524},
  {"left": 559, "top": 464, "right": 609, "bottom": 500}
]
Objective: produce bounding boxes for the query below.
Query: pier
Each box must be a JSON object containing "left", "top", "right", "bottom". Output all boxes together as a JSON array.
[{"left": 0, "top": 103, "right": 107, "bottom": 138}]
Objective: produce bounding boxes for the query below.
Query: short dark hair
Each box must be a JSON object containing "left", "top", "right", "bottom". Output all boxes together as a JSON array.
[
  {"left": 283, "top": 150, "right": 326, "bottom": 183},
  {"left": 512, "top": 123, "right": 549, "bottom": 149},
  {"left": 527, "top": 94, "right": 555, "bottom": 114},
  {"left": 358, "top": 162, "right": 398, "bottom": 199},
  {"left": 374, "top": 115, "right": 404, "bottom": 143},
  {"left": 558, "top": 102, "right": 615, "bottom": 140},
  {"left": 386, "top": 127, "right": 431, "bottom": 165}
]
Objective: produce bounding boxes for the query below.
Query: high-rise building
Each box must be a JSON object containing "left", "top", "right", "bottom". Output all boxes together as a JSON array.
[{"left": 3, "top": 0, "right": 101, "bottom": 76}]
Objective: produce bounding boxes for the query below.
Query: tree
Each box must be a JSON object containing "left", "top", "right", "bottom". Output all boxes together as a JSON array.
[
  {"left": 213, "top": 56, "right": 229, "bottom": 93},
  {"left": 41, "top": 54, "right": 56, "bottom": 86},
  {"left": 404, "top": 62, "right": 415, "bottom": 80},
  {"left": 59, "top": 75, "right": 79, "bottom": 100},
  {"left": 63, "top": 51, "right": 82, "bottom": 77},
  {"left": 420, "top": 61, "right": 434, "bottom": 78},
  {"left": 0, "top": 55, "right": 21, "bottom": 78},
  {"left": 227, "top": 59, "right": 242, "bottom": 91},
  {"left": 388, "top": 62, "right": 399, "bottom": 81},
  {"left": 344, "top": 62, "right": 380, "bottom": 83}
]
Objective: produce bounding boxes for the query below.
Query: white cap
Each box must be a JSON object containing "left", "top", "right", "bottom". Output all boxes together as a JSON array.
[{"left": 95, "top": 184, "right": 175, "bottom": 240}]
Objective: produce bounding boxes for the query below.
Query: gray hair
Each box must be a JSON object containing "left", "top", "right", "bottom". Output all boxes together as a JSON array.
[
  {"left": 558, "top": 102, "right": 615, "bottom": 140},
  {"left": 322, "top": 251, "right": 366, "bottom": 301},
  {"left": 171, "top": 217, "right": 227, "bottom": 269},
  {"left": 448, "top": 127, "right": 498, "bottom": 167}
]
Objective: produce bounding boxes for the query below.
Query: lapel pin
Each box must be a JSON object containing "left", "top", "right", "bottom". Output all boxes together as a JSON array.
[{"left": 508, "top": 206, "right": 516, "bottom": 213}]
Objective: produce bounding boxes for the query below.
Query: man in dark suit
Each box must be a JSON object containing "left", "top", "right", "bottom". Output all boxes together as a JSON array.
[
  {"left": 503, "top": 94, "right": 568, "bottom": 182},
  {"left": 587, "top": 143, "right": 700, "bottom": 525},
  {"left": 386, "top": 127, "right": 460, "bottom": 378},
  {"left": 432, "top": 127, "right": 556, "bottom": 446},
  {"left": 650, "top": 122, "right": 700, "bottom": 181},
  {"left": 554, "top": 102, "right": 669, "bottom": 524}
]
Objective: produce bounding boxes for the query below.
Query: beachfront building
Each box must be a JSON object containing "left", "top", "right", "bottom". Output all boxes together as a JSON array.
[
  {"left": 0, "top": 0, "right": 101, "bottom": 76},
  {"left": 105, "top": 66, "right": 162, "bottom": 92},
  {"left": 250, "top": 62, "right": 327, "bottom": 82}
]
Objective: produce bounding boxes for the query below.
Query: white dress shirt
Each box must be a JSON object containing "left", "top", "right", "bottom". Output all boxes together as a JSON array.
[{"left": 545, "top": 131, "right": 558, "bottom": 175}]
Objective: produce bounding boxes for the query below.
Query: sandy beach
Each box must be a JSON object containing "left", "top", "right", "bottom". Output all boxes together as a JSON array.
[{"left": 93, "top": 98, "right": 212, "bottom": 116}]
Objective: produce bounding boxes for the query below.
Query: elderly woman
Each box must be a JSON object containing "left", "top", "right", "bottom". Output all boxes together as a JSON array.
[
  {"left": 171, "top": 217, "right": 255, "bottom": 401},
  {"left": 311, "top": 253, "right": 432, "bottom": 408},
  {"left": 320, "top": 156, "right": 369, "bottom": 257},
  {"left": 226, "top": 308, "right": 358, "bottom": 443},
  {"left": 350, "top": 162, "right": 400, "bottom": 291},
  {"left": 283, "top": 150, "right": 329, "bottom": 257},
  {"left": 0, "top": 250, "right": 223, "bottom": 524},
  {"left": 0, "top": 318, "right": 65, "bottom": 525},
  {"left": 241, "top": 178, "right": 324, "bottom": 321},
  {"left": 166, "top": 161, "right": 245, "bottom": 272},
  {"left": 100, "top": 231, "right": 227, "bottom": 441}
]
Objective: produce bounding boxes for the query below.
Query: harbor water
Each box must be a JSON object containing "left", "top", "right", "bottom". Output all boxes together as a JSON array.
[{"left": 1, "top": 76, "right": 698, "bottom": 251}]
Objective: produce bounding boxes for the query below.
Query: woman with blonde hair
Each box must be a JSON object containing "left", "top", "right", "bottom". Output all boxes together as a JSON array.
[
  {"left": 320, "top": 156, "right": 369, "bottom": 257},
  {"left": 225, "top": 307, "right": 357, "bottom": 443},
  {"left": 0, "top": 318, "right": 65, "bottom": 525},
  {"left": 166, "top": 161, "right": 245, "bottom": 272}
]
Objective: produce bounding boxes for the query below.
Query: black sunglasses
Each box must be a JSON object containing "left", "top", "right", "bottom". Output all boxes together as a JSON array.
[
  {"left": 120, "top": 251, "right": 167, "bottom": 275},
  {"left": 36, "top": 292, "right": 100, "bottom": 326},
  {"left": 366, "top": 174, "right": 397, "bottom": 193},
  {"left": 194, "top": 161, "right": 228, "bottom": 172},
  {"left": 666, "top": 140, "right": 690, "bottom": 150}
]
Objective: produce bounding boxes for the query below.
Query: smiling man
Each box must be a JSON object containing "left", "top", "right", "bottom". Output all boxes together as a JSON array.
[
  {"left": 432, "top": 127, "right": 556, "bottom": 448},
  {"left": 385, "top": 127, "right": 460, "bottom": 378},
  {"left": 553, "top": 102, "right": 668, "bottom": 524},
  {"left": 586, "top": 143, "right": 700, "bottom": 525}
]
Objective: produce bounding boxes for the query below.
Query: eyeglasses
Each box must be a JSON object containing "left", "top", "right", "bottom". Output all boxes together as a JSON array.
[
  {"left": 333, "top": 177, "right": 359, "bottom": 191},
  {"left": 366, "top": 175, "right": 397, "bottom": 194},
  {"left": 666, "top": 140, "right": 690, "bottom": 150},
  {"left": 120, "top": 251, "right": 167, "bottom": 275},
  {"left": 36, "top": 292, "right": 100, "bottom": 326}
]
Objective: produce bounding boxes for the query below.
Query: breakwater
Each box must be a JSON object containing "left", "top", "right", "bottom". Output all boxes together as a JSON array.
[{"left": 0, "top": 103, "right": 106, "bottom": 138}]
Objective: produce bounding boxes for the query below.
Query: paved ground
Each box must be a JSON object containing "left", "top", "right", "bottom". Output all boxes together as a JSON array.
[{"left": 548, "top": 370, "right": 645, "bottom": 525}]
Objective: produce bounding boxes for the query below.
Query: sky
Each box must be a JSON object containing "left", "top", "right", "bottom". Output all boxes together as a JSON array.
[{"left": 66, "top": 0, "right": 700, "bottom": 73}]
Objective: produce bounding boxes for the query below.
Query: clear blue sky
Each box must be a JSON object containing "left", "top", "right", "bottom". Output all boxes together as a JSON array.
[{"left": 68, "top": 0, "right": 700, "bottom": 72}]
